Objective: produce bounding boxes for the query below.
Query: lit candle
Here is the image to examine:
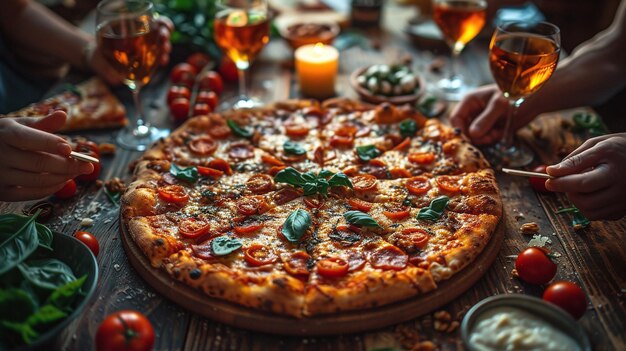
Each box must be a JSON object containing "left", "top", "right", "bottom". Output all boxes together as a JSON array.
[{"left": 295, "top": 43, "right": 339, "bottom": 99}]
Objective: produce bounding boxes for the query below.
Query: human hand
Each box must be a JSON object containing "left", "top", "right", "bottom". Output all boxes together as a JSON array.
[
  {"left": 546, "top": 133, "right": 626, "bottom": 220},
  {"left": 0, "top": 111, "right": 94, "bottom": 201},
  {"left": 87, "top": 16, "right": 174, "bottom": 85},
  {"left": 449, "top": 84, "right": 535, "bottom": 145}
]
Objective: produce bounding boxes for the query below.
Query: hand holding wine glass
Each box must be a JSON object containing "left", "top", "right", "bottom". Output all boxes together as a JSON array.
[{"left": 96, "top": 0, "right": 168, "bottom": 150}]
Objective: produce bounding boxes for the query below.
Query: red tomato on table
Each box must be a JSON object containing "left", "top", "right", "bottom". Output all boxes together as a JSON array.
[
  {"left": 169, "top": 98, "right": 190, "bottom": 122},
  {"left": 515, "top": 247, "right": 557, "bottom": 285},
  {"left": 170, "top": 63, "right": 197, "bottom": 86},
  {"left": 198, "top": 71, "right": 224, "bottom": 95},
  {"left": 218, "top": 56, "right": 238, "bottom": 82},
  {"left": 95, "top": 310, "right": 154, "bottom": 351},
  {"left": 74, "top": 231, "right": 100, "bottom": 257},
  {"left": 543, "top": 281, "right": 587, "bottom": 319},
  {"left": 186, "top": 52, "right": 212, "bottom": 71},
  {"left": 54, "top": 179, "right": 77, "bottom": 199}
]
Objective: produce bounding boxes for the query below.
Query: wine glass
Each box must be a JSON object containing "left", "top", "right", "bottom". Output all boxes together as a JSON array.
[
  {"left": 214, "top": 0, "right": 270, "bottom": 110},
  {"left": 432, "top": 0, "right": 487, "bottom": 101},
  {"left": 97, "top": 0, "right": 167, "bottom": 151},
  {"left": 487, "top": 21, "right": 561, "bottom": 167}
]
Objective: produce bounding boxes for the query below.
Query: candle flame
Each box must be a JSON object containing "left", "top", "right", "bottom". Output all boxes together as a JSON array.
[{"left": 313, "top": 42, "right": 325, "bottom": 53}]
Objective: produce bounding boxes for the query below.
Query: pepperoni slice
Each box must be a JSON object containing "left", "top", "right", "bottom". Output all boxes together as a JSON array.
[
  {"left": 208, "top": 124, "right": 232, "bottom": 139},
  {"left": 233, "top": 223, "right": 263, "bottom": 235},
  {"left": 304, "top": 196, "right": 324, "bottom": 209},
  {"left": 401, "top": 227, "right": 430, "bottom": 250},
  {"left": 313, "top": 146, "right": 324, "bottom": 166},
  {"left": 317, "top": 257, "right": 349, "bottom": 278},
  {"left": 406, "top": 176, "right": 431, "bottom": 195},
  {"left": 246, "top": 174, "right": 274, "bottom": 194},
  {"left": 208, "top": 158, "right": 233, "bottom": 175},
  {"left": 389, "top": 168, "right": 412, "bottom": 179},
  {"left": 344, "top": 250, "right": 366, "bottom": 271},
  {"left": 236, "top": 196, "right": 262, "bottom": 215},
  {"left": 335, "top": 125, "right": 358, "bottom": 137},
  {"left": 362, "top": 160, "right": 389, "bottom": 179},
  {"left": 197, "top": 166, "right": 224, "bottom": 178},
  {"left": 329, "top": 134, "right": 354, "bottom": 148},
  {"left": 382, "top": 205, "right": 411, "bottom": 220},
  {"left": 351, "top": 174, "right": 378, "bottom": 192},
  {"left": 392, "top": 137, "right": 411, "bottom": 151},
  {"left": 178, "top": 218, "right": 210, "bottom": 239},
  {"left": 408, "top": 152, "right": 436, "bottom": 165},
  {"left": 273, "top": 187, "right": 301, "bottom": 205},
  {"left": 228, "top": 143, "right": 254, "bottom": 160},
  {"left": 285, "top": 124, "right": 310, "bottom": 137},
  {"left": 188, "top": 136, "right": 217, "bottom": 156},
  {"left": 282, "top": 251, "right": 311, "bottom": 278},
  {"left": 244, "top": 244, "right": 278, "bottom": 266},
  {"left": 261, "top": 154, "right": 285, "bottom": 167},
  {"left": 347, "top": 198, "right": 373, "bottom": 212},
  {"left": 436, "top": 175, "right": 461, "bottom": 194},
  {"left": 158, "top": 185, "right": 189, "bottom": 204},
  {"left": 369, "top": 245, "right": 408, "bottom": 270}
]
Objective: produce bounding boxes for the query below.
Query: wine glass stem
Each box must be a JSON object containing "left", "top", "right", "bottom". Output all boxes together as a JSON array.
[
  {"left": 501, "top": 99, "right": 523, "bottom": 147},
  {"left": 449, "top": 49, "right": 460, "bottom": 81},
  {"left": 130, "top": 85, "right": 148, "bottom": 130}
]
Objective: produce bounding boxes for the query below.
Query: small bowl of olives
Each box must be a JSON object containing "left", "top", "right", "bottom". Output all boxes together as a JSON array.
[{"left": 350, "top": 64, "right": 425, "bottom": 105}]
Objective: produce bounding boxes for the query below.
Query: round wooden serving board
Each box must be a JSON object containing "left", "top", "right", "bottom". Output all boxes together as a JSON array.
[{"left": 121, "top": 217, "right": 504, "bottom": 336}]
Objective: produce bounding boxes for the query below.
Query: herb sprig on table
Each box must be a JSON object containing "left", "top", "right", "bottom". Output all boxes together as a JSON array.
[{"left": 0, "top": 212, "right": 87, "bottom": 347}]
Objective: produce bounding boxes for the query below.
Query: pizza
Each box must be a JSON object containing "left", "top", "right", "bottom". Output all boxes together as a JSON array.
[
  {"left": 121, "top": 99, "right": 502, "bottom": 317},
  {"left": 4, "top": 77, "right": 126, "bottom": 131}
]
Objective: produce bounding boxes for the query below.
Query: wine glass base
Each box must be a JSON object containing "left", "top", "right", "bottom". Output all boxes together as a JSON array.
[
  {"left": 483, "top": 142, "right": 534, "bottom": 168},
  {"left": 116, "top": 125, "right": 169, "bottom": 151},
  {"left": 433, "top": 75, "right": 473, "bottom": 101},
  {"left": 219, "top": 95, "right": 264, "bottom": 111}
]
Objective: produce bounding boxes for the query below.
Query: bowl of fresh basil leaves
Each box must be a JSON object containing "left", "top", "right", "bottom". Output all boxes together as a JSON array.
[{"left": 0, "top": 212, "right": 98, "bottom": 350}]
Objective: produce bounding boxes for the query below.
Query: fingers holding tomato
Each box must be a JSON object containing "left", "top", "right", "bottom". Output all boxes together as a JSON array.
[{"left": 529, "top": 165, "right": 550, "bottom": 193}]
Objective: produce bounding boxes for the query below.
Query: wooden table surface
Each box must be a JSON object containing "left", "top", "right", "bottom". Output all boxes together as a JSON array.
[{"left": 1, "top": 3, "right": 625, "bottom": 350}]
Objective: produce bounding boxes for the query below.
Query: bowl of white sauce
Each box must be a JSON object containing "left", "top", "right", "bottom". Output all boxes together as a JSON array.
[{"left": 461, "top": 294, "right": 591, "bottom": 351}]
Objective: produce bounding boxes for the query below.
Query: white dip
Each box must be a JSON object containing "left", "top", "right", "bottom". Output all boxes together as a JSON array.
[{"left": 469, "top": 307, "right": 580, "bottom": 351}]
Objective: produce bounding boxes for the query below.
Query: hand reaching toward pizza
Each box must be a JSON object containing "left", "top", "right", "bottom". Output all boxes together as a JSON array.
[
  {"left": 546, "top": 133, "right": 626, "bottom": 220},
  {"left": 0, "top": 111, "right": 94, "bottom": 201},
  {"left": 86, "top": 16, "right": 174, "bottom": 86}
]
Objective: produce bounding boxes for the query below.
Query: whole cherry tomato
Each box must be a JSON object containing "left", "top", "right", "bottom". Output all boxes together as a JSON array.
[
  {"left": 75, "top": 140, "right": 100, "bottom": 157},
  {"left": 198, "top": 71, "right": 224, "bottom": 95},
  {"left": 529, "top": 165, "right": 550, "bottom": 193},
  {"left": 170, "top": 63, "right": 197, "bottom": 86},
  {"left": 75, "top": 150, "right": 101, "bottom": 182},
  {"left": 54, "top": 179, "right": 77, "bottom": 199},
  {"left": 95, "top": 310, "right": 155, "bottom": 351},
  {"left": 166, "top": 85, "right": 191, "bottom": 105},
  {"left": 186, "top": 52, "right": 212, "bottom": 71},
  {"left": 74, "top": 230, "right": 100, "bottom": 257},
  {"left": 218, "top": 56, "right": 238, "bottom": 82},
  {"left": 192, "top": 103, "right": 212, "bottom": 117},
  {"left": 515, "top": 247, "right": 557, "bottom": 285},
  {"left": 543, "top": 281, "right": 587, "bottom": 319},
  {"left": 196, "top": 91, "right": 219, "bottom": 110},
  {"left": 169, "top": 98, "right": 190, "bottom": 122}
]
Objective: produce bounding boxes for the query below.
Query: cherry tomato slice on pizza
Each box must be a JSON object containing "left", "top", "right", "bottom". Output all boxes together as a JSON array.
[
  {"left": 208, "top": 124, "right": 231, "bottom": 139},
  {"left": 382, "top": 205, "right": 410, "bottom": 220},
  {"left": 208, "top": 158, "right": 233, "bottom": 175},
  {"left": 401, "top": 227, "right": 430, "bottom": 250},
  {"left": 197, "top": 166, "right": 224, "bottom": 178},
  {"left": 244, "top": 244, "right": 278, "bottom": 266},
  {"left": 246, "top": 174, "right": 274, "bottom": 194},
  {"left": 178, "top": 218, "right": 211, "bottom": 239},
  {"left": 233, "top": 223, "right": 264, "bottom": 235},
  {"left": 158, "top": 185, "right": 188, "bottom": 204},
  {"left": 236, "top": 197, "right": 262, "bottom": 215},
  {"left": 347, "top": 198, "right": 373, "bottom": 212},
  {"left": 316, "top": 257, "right": 349, "bottom": 278},
  {"left": 369, "top": 245, "right": 408, "bottom": 271},
  {"left": 351, "top": 174, "right": 378, "bottom": 192},
  {"left": 406, "top": 176, "right": 431, "bottom": 195},
  {"left": 436, "top": 175, "right": 461, "bottom": 194},
  {"left": 408, "top": 152, "right": 436, "bottom": 165}
]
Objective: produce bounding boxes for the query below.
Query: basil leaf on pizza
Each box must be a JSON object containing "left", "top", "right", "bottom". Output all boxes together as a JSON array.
[
  {"left": 170, "top": 164, "right": 199, "bottom": 183},
  {"left": 356, "top": 145, "right": 382, "bottom": 162},
  {"left": 282, "top": 209, "right": 311, "bottom": 243},
  {"left": 211, "top": 236, "right": 242, "bottom": 256},
  {"left": 328, "top": 172, "right": 353, "bottom": 188},
  {"left": 226, "top": 119, "right": 253, "bottom": 139},
  {"left": 399, "top": 119, "right": 417, "bottom": 137},
  {"left": 283, "top": 141, "right": 307, "bottom": 155},
  {"left": 417, "top": 196, "right": 450, "bottom": 221},
  {"left": 274, "top": 167, "right": 306, "bottom": 187},
  {"left": 344, "top": 210, "right": 381, "bottom": 228},
  {"left": 318, "top": 169, "right": 334, "bottom": 178}
]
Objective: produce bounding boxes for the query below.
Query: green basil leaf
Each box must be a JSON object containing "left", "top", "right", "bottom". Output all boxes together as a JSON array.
[
  {"left": 283, "top": 141, "right": 307, "bottom": 155},
  {"left": 1, "top": 320, "right": 38, "bottom": 345},
  {"left": 0, "top": 288, "right": 36, "bottom": 323},
  {"left": 304, "top": 178, "right": 330, "bottom": 196},
  {"left": 63, "top": 83, "right": 82, "bottom": 98},
  {"left": 35, "top": 223, "right": 53, "bottom": 251},
  {"left": 573, "top": 112, "right": 600, "bottom": 129},
  {"left": 281, "top": 209, "right": 311, "bottom": 243},
  {"left": 344, "top": 210, "right": 380, "bottom": 228},
  {"left": 275, "top": 167, "right": 306, "bottom": 187},
  {"left": 301, "top": 172, "right": 317, "bottom": 182},
  {"left": 25, "top": 304, "right": 67, "bottom": 328},
  {"left": 0, "top": 213, "right": 40, "bottom": 275},
  {"left": 356, "top": 145, "right": 382, "bottom": 162},
  {"left": 417, "top": 96, "right": 437, "bottom": 117},
  {"left": 399, "top": 119, "right": 418, "bottom": 138},
  {"left": 417, "top": 196, "right": 449, "bottom": 221},
  {"left": 17, "top": 259, "right": 76, "bottom": 291},
  {"left": 328, "top": 172, "right": 353, "bottom": 188},
  {"left": 226, "top": 119, "right": 253, "bottom": 139},
  {"left": 211, "top": 236, "right": 242, "bottom": 256},
  {"left": 103, "top": 188, "right": 121, "bottom": 206},
  {"left": 46, "top": 275, "right": 86, "bottom": 311},
  {"left": 318, "top": 169, "right": 334, "bottom": 178},
  {"left": 170, "top": 164, "right": 199, "bottom": 183}
]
